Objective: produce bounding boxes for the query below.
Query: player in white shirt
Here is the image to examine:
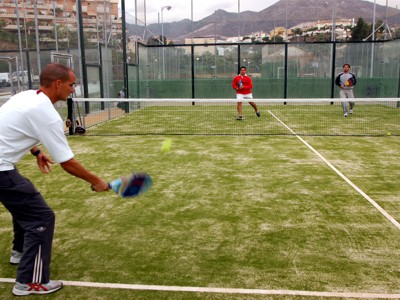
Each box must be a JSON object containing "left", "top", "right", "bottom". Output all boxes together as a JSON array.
[{"left": 0, "top": 63, "right": 109, "bottom": 296}]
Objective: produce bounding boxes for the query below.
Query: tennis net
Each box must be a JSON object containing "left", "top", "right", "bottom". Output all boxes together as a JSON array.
[{"left": 67, "top": 98, "right": 400, "bottom": 136}]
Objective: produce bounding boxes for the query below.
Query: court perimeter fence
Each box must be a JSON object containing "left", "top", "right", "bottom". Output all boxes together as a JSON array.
[{"left": 0, "top": 39, "right": 399, "bottom": 103}]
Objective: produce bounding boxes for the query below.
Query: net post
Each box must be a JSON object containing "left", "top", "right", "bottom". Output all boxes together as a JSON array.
[
  {"left": 67, "top": 97, "right": 74, "bottom": 135},
  {"left": 330, "top": 42, "right": 337, "bottom": 99},
  {"left": 191, "top": 44, "right": 195, "bottom": 106},
  {"left": 124, "top": 102, "right": 129, "bottom": 113},
  {"left": 397, "top": 62, "right": 400, "bottom": 107},
  {"left": 25, "top": 49, "right": 33, "bottom": 90},
  {"left": 284, "top": 43, "right": 288, "bottom": 99}
]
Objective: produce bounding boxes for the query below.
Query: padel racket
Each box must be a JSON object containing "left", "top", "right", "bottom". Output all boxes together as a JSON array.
[
  {"left": 104, "top": 173, "right": 152, "bottom": 198},
  {"left": 344, "top": 80, "right": 352, "bottom": 87}
]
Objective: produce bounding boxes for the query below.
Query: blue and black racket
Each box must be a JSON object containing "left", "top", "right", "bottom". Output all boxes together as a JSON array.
[{"left": 92, "top": 173, "right": 153, "bottom": 198}]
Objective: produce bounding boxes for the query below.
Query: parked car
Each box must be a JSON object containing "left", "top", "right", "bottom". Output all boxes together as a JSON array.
[
  {"left": 11, "top": 70, "right": 39, "bottom": 85},
  {"left": 0, "top": 73, "right": 10, "bottom": 87}
]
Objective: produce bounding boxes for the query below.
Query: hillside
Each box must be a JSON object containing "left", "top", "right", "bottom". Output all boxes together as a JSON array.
[{"left": 128, "top": 0, "right": 400, "bottom": 43}]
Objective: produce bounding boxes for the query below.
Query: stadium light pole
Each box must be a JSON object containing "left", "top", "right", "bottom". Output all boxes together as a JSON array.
[
  {"left": 14, "top": 1, "right": 24, "bottom": 90},
  {"left": 33, "top": 1, "right": 41, "bottom": 75},
  {"left": 161, "top": 6, "right": 171, "bottom": 45},
  {"left": 285, "top": 0, "right": 288, "bottom": 42},
  {"left": 322, "top": 1, "right": 335, "bottom": 42},
  {"left": 370, "top": 0, "right": 377, "bottom": 78},
  {"left": 121, "top": 0, "right": 129, "bottom": 99},
  {"left": 191, "top": 0, "right": 193, "bottom": 43},
  {"left": 238, "top": 0, "right": 240, "bottom": 43},
  {"left": 53, "top": 0, "right": 58, "bottom": 51},
  {"left": 161, "top": 5, "right": 171, "bottom": 79}
]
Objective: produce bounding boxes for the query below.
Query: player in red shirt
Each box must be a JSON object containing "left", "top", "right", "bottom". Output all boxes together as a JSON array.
[{"left": 232, "top": 66, "right": 260, "bottom": 120}]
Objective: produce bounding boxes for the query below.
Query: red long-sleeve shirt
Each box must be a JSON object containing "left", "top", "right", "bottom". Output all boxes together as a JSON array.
[{"left": 232, "top": 74, "right": 253, "bottom": 95}]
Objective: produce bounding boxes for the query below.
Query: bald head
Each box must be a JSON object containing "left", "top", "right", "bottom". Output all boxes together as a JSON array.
[{"left": 40, "top": 63, "right": 74, "bottom": 88}]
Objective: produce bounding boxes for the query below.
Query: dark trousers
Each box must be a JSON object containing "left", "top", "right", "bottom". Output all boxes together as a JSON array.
[{"left": 0, "top": 169, "right": 55, "bottom": 284}]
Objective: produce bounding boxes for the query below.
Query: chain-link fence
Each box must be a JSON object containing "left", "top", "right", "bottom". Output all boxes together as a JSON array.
[{"left": 1, "top": 39, "right": 399, "bottom": 102}]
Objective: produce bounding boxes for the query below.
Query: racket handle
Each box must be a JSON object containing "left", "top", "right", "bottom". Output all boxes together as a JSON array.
[
  {"left": 91, "top": 183, "right": 112, "bottom": 191},
  {"left": 108, "top": 178, "right": 123, "bottom": 194}
]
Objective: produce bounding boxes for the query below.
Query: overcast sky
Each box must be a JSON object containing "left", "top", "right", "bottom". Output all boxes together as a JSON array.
[{"left": 122, "top": 0, "right": 400, "bottom": 25}]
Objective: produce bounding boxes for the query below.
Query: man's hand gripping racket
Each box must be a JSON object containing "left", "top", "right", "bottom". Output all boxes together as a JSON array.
[{"left": 93, "top": 173, "right": 153, "bottom": 198}]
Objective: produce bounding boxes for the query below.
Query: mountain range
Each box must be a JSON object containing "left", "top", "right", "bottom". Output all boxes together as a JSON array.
[{"left": 127, "top": 0, "right": 400, "bottom": 43}]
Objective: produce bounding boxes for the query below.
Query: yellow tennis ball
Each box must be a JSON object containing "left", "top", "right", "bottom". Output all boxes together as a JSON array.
[
  {"left": 161, "top": 139, "right": 172, "bottom": 152},
  {"left": 386, "top": 132, "right": 392, "bottom": 136}
]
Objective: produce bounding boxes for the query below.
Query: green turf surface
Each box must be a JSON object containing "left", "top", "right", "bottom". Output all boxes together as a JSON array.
[{"left": 1, "top": 135, "right": 400, "bottom": 299}]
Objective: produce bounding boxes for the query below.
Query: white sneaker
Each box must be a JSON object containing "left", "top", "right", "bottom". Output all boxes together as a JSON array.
[
  {"left": 12, "top": 280, "right": 63, "bottom": 296},
  {"left": 344, "top": 113, "right": 348, "bottom": 117},
  {"left": 10, "top": 250, "right": 22, "bottom": 265},
  {"left": 349, "top": 109, "right": 353, "bottom": 114}
]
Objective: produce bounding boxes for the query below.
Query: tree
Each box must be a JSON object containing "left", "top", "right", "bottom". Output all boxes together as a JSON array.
[
  {"left": 374, "top": 19, "right": 386, "bottom": 40},
  {"left": 351, "top": 17, "right": 370, "bottom": 41},
  {"left": 147, "top": 36, "right": 163, "bottom": 45},
  {"left": 268, "top": 35, "right": 284, "bottom": 43},
  {"left": 160, "top": 35, "right": 168, "bottom": 45},
  {"left": 262, "top": 36, "right": 269, "bottom": 42},
  {"left": 375, "top": 20, "right": 385, "bottom": 33},
  {"left": 395, "top": 28, "right": 400, "bottom": 39},
  {"left": 316, "top": 33, "right": 328, "bottom": 42},
  {"left": 57, "top": 27, "right": 80, "bottom": 49},
  {"left": 293, "top": 28, "right": 302, "bottom": 36},
  {"left": 0, "top": 19, "right": 6, "bottom": 30}
]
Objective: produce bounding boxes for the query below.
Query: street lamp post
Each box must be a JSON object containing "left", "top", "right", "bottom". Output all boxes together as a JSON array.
[
  {"left": 161, "top": 5, "right": 171, "bottom": 79},
  {"left": 331, "top": 2, "right": 336, "bottom": 41},
  {"left": 322, "top": 0, "right": 343, "bottom": 42}
]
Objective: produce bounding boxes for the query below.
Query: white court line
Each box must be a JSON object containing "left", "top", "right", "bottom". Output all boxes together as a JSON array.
[
  {"left": 2, "top": 115, "right": 400, "bottom": 298},
  {"left": 1, "top": 278, "right": 400, "bottom": 298},
  {"left": 268, "top": 110, "right": 400, "bottom": 230}
]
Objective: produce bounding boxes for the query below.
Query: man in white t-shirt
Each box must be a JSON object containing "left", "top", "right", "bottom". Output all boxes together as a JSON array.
[{"left": 0, "top": 63, "right": 109, "bottom": 296}]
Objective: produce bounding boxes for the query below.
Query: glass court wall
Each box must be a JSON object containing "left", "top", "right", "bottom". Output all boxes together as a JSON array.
[
  {"left": 137, "top": 39, "right": 400, "bottom": 100},
  {"left": 1, "top": 39, "right": 399, "bottom": 100}
]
